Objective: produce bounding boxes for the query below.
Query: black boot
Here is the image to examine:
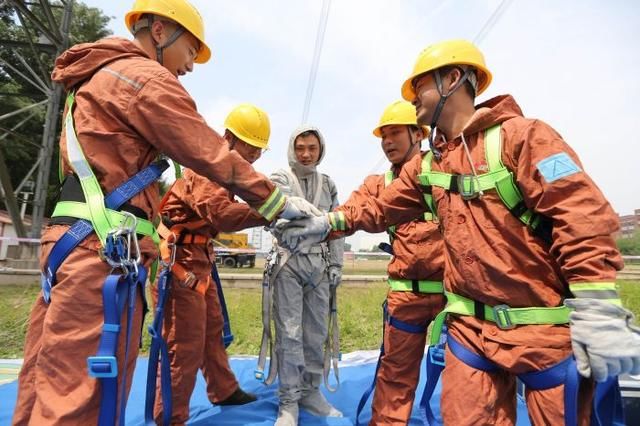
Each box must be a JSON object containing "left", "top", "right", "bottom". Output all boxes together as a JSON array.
[{"left": 216, "top": 387, "right": 258, "bottom": 406}]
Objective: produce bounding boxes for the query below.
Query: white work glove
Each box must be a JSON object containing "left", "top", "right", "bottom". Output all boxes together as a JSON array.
[
  {"left": 564, "top": 298, "right": 640, "bottom": 382},
  {"left": 327, "top": 265, "right": 342, "bottom": 288},
  {"left": 278, "top": 215, "right": 330, "bottom": 253},
  {"left": 278, "top": 196, "right": 322, "bottom": 220}
]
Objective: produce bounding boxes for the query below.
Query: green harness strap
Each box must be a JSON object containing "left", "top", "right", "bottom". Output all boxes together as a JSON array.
[
  {"left": 387, "top": 278, "right": 443, "bottom": 294},
  {"left": 413, "top": 127, "right": 619, "bottom": 343},
  {"left": 417, "top": 125, "right": 547, "bottom": 234},
  {"left": 382, "top": 171, "right": 442, "bottom": 294},
  {"left": 60, "top": 92, "right": 162, "bottom": 281},
  {"left": 429, "top": 291, "right": 572, "bottom": 346},
  {"left": 64, "top": 92, "right": 114, "bottom": 246},
  {"left": 384, "top": 170, "right": 433, "bottom": 240},
  {"left": 51, "top": 202, "right": 160, "bottom": 246}
]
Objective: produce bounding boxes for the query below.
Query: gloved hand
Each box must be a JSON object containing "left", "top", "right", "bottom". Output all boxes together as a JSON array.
[
  {"left": 327, "top": 265, "right": 342, "bottom": 288},
  {"left": 278, "top": 196, "right": 322, "bottom": 220},
  {"left": 278, "top": 215, "right": 330, "bottom": 253},
  {"left": 564, "top": 298, "right": 640, "bottom": 382}
]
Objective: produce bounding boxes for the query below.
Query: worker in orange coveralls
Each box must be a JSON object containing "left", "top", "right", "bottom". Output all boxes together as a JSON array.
[
  {"left": 12, "top": 0, "right": 318, "bottom": 424},
  {"left": 326, "top": 100, "right": 445, "bottom": 425},
  {"left": 278, "top": 39, "right": 640, "bottom": 425},
  {"left": 153, "top": 103, "right": 274, "bottom": 424}
]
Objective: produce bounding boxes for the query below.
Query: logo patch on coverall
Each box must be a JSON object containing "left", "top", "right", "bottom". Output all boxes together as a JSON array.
[{"left": 536, "top": 152, "right": 581, "bottom": 183}]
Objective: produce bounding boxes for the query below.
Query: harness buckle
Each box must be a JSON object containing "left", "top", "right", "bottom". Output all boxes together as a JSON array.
[
  {"left": 179, "top": 271, "right": 197, "bottom": 289},
  {"left": 429, "top": 346, "right": 446, "bottom": 367},
  {"left": 254, "top": 369, "right": 265, "bottom": 381},
  {"left": 103, "top": 212, "right": 141, "bottom": 274},
  {"left": 457, "top": 174, "right": 479, "bottom": 200},
  {"left": 87, "top": 355, "right": 118, "bottom": 378},
  {"left": 493, "top": 304, "right": 516, "bottom": 330}
]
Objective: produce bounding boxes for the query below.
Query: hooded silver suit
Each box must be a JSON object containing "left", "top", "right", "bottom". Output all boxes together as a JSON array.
[{"left": 270, "top": 125, "right": 344, "bottom": 409}]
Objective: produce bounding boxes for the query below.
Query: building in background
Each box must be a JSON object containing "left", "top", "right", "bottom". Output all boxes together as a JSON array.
[
  {"left": 618, "top": 209, "right": 640, "bottom": 239},
  {"left": 0, "top": 210, "right": 34, "bottom": 260}
]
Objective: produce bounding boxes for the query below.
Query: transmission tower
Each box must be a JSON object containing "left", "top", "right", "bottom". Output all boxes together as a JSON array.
[{"left": 0, "top": 0, "right": 74, "bottom": 243}]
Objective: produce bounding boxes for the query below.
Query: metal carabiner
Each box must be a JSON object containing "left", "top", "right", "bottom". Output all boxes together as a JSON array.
[
  {"left": 161, "top": 232, "right": 178, "bottom": 269},
  {"left": 104, "top": 211, "right": 140, "bottom": 274}
]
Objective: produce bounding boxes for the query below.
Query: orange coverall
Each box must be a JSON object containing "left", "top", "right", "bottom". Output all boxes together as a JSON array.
[
  {"left": 153, "top": 168, "right": 269, "bottom": 424},
  {"left": 330, "top": 166, "right": 445, "bottom": 425},
  {"left": 13, "top": 38, "right": 280, "bottom": 425},
  {"left": 337, "top": 95, "right": 623, "bottom": 425}
]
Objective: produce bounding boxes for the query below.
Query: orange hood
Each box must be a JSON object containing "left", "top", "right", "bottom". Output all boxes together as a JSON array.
[
  {"left": 462, "top": 94, "right": 525, "bottom": 137},
  {"left": 51, "top": 37, "right": 151, "bottom": 90}
]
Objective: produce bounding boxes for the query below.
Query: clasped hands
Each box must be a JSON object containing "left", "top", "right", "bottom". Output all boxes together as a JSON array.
[{"left": 271, "top": 197, "right": 331, "bottom": 253}]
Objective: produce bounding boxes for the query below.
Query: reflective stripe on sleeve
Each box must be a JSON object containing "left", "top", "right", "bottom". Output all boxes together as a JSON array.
[
  {"left": 569, "top": 282, "right": 621, "bottom": 305},
  {"left": 258, "top": 187, "right": 286, "bottom": 221}
]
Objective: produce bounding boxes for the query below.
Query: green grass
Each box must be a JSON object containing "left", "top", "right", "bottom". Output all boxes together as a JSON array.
[
  {"left": 2, "top": 280, "right": 639, "bottom": 359},
  {"left": 0, "top": 283, "right": 40, "bottom": 358}
]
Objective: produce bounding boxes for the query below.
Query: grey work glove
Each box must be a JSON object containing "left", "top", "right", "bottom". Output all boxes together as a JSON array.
[
  {"left": 328, "top": 265, "right": 342, "bottom": 288},
  {"left": 279, "top": 215, "right": 330, "bottom": 253},
  {"left": 564, "top": 298, "right": 640, "bottom": 382},
  {"left": 278, "top": 196, "right": 322, "bottom": 220}
]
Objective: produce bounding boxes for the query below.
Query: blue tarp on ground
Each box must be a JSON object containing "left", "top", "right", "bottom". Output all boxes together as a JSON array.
[{"left": 0, "top": 353, "right": 531, "bottom": 425}]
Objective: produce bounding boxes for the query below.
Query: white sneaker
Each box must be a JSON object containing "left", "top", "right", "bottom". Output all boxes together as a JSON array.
[
  {"left": 299, "top": 390, "right": 343, "bottom": 417},
  {"left": 274, "top": 403, "right": 299, "bottom": 426}
]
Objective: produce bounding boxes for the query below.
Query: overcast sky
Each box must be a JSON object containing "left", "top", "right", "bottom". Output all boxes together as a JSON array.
[{"left": 82, "top": 0, "right": 640, "bottom": 250}]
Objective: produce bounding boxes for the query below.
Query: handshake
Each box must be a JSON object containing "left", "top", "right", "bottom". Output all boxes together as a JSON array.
[{"left": 274, "top": 196, "right": 332, "bottom": 253}]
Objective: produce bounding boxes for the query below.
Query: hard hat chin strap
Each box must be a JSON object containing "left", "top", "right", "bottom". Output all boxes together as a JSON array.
[
  {"left": 396, "top": 127, "right": 421, "bottom": 166},
  {"left": 133, "top": 15, "right": 186, "bottom": 66},
  {"left": 228, "top": 134, "right": 238, "bottom": 151},
  {"left": 428, "top": 67, "right": 475, "bottom": 160}
]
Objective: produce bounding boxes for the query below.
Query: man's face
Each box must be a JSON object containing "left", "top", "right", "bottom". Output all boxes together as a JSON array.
[
  {"left": 412, "top": 72, "right": 439, "bottom": 126},
  {"left": 153, "top": 21, "right": 199, "bottom": 78},
  {"left": 379, "top": 125, "right": 413, "bottom": 165},
  {"left": 233, "top": 138, "right": 262, "bottom": 164},
  {"left": 294, "top": 134, "right": 321, "bottom": 166}
]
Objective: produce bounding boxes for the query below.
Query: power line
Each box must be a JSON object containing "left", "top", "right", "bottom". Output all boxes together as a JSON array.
[
  {"left": 301, "top": 0, "right": 332, "bottom": 124},
  {"left": 362, "top": 0, "right": 513, "bottom": 177},
  {"left": 473, "top": 0, "right": 514, "bottom": 45}
]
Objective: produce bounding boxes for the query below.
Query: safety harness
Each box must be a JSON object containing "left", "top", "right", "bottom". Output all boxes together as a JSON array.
[
  {"left": 417, "top": 124, "right": 552, "bottom": 243},
  {"left": 355, "top": 170, "right": 444, "bottom": 426},
  {"left": 255, "top": 169, "right": 341, "bottom": 390},
  {"left": 145, "top": 201, "right": 235, "bottom": 423},
  {"left": 324, "top": 284, "right": 341, "bottom": 392},
  {"left": 212, "top": 262, "right": 235, "bottom": 348},
  {"left": 41, "top": 92, "right": 168, "bottom": 426},
  {"left": 157, "top": 219, "right": 234, "bottom": 345},
  {"left": 144, "top": 232, "right": 175, "bottom": 426},
  {"left": 384, "top": 170, "right": 434, "bottom": 240},
  {"left": 254, "top": 245, "right": 281, "bottom": 385},
  {"left": 416, "top": 124, "right": 624, "bottom": 425}
]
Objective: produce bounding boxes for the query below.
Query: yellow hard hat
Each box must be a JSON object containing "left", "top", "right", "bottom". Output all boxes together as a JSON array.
[
  {"left": 372, "top": 100, "right": 430, "bottom": 138},
  {"left": 125, "top": 0, "right": 212, "bottom": 64},
  {"left": 401, "top": 39, "right": 492, "bottom": 101},
  {"left": 224, "top": 104, "right": 271, "bottom": 149}
]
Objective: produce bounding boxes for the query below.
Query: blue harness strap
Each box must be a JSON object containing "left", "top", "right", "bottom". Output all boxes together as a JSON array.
[
  {"left": 356, "top": 300, "right": 429, "bottom": 426},
  {"left": 144, "top": 265, "right": 173, "bottom": 425},
  {"left": 211, "top": 263, "right": 234, "bottom": 348},
  {"left": 446, "top": 335, "right": 500, "bottom": 372},
  {"left": 87, "top": 233, "right": 148, "bottom": 426},
  {"left": 355, "top": 342, "right": 384, "bottom": 426},
  {"left": 418, "top": 323, "right": 447, "bottom": 426},
  {"left": 591, "top": 376, "right": 626, "bottom": 426},
  {"left": 421, "top": 330, "right": 625, "bottom": 426},
  {"left": 41, "top": 160, "right": 169, "bottom": 303}
]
